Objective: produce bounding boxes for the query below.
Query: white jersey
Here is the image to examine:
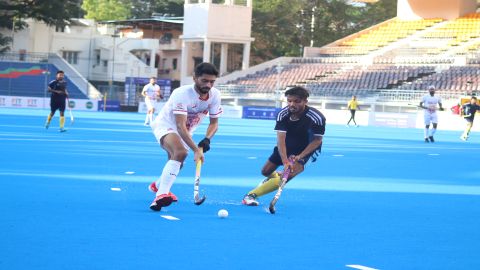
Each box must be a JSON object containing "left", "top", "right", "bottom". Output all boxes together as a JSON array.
[
  {"left": 421, "top": 95, "right": 442, "bottom": 114},
  {"left": 154, "top": 84, "right": 222, "bottom": 135},
  {"left": 143, "top": 83, "right": 160, "bottom": 99}
]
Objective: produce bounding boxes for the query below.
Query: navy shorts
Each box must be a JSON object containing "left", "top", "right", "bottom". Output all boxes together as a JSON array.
[
  {"left": 268, "top": 144, "right": 322, "bottom": 166},
  {"left": 50, "top": 97, "right": 66, "bottom": 113}
]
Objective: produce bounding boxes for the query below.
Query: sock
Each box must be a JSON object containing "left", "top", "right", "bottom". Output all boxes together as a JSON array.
[
  {"left": 46, "top": 115, "right": 52, "bottom": 125},
  {"left": 144, "top": 114, "right": 149, "bottom": 124},
  {"left": 148, "top": 113, "right": 153, "bottom": 123},
  {"left": 430, "top": 128, "right": 436, "bottom": 137},
  {"left": 247, "top": 172, "right": 281, "bottom": 198},
  {"left": 156, "top": 160, "right": 182, "bottom": 196},
  {"left": 60, "top": 116, "right": 65, "bottom": 129},
  {"left": 424, "top": 128, "right": 429, "bottom": 138}
]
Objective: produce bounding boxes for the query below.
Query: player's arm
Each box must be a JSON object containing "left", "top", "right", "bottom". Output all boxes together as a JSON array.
[
  {"left": 141, "top": 86, "right": 147, "bottom": 97},
  {"left": 174, "top": 114, "right": 204, "bottom": 162},
  {"left": 295, "top": 136, "right": 323, "bottom": 162},
  {"left": 276, "top": 131, "right": 290, "bottom": 169},
  {"left": 438, "top": 102, "right": 445, "bottom": 111},
  {"left": 197, "top": 117, "right": 218, "bottom": 154},
  {"left": 419, "top": 101, "right": 426, "bottom": 109}
]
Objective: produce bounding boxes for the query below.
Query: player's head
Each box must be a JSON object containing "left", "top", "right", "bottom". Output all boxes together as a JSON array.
[
  {"left": 352, "top": 95, "right": 356, "bottom": 100},
  {"left": 193, "top": 62, "right": 219, "bottom": 95},
  {"left": 284, "top": 86, "right": 310, "bottom": 114},
  {"left": 56, "top": 70, "right": 64, "bottom": 80},
  {"left": 427, "top": 85, "right": 436, "bottom": 95},
  {"left": 149, "top": 77, "right": 156, "bottom": 84},
  {"left": 471, "top": 96, "right": 478, "bottom": 104}
]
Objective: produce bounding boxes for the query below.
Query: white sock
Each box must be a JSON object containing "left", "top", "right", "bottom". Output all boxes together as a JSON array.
[
  {"left": 156, "top": 160, "right": 181, "bottom": 196},
  {"left": 148, "top": 113, "right": 153, "bottom": 123},
  {"left": 430, "top": 128, "right": 436, "bottom": 137},
  {"left": 144, "top": 113, "right": 149, "bottom": 124},
  {"left": 424, "top": 128, "right": 429, "bottom": 138}
]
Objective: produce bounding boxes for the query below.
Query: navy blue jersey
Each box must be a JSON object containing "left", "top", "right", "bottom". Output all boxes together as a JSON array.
[
  {"left": 274, "top": 105, "right": 326, "bottom": 153},
  {"left": 462, "top": 103, "right": 480, "bottom": 122},
  {"left": 48, "top": 79, "right": 67, "bottom": 100}
]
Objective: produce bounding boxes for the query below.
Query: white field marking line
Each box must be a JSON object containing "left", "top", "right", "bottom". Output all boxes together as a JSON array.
[
  {"left": 0, "top": 138, "right": 154, "bottom": 144},
  {"left": 124, "top": 171, "right": 135, "bottom": 175},
  {"left": 110, "top": 187, "right": 121, "bottom": 191},
  {"left": 346, "top": 265, "right": 379, "bottom": 270},
  {"left": 332, "top": 154, "right": 344, "bottom": 157},
  {"left": 428, "top": 153, "right": 440, "bottom": 156},
  {"left": 161, "top": 215, "right": 180, "bottom": 221},
  {"left": 247, "top": 156, "right": 257, "bottom": 159}
]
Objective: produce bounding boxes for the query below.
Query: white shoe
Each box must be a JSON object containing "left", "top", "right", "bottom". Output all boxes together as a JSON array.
[
  {"left": 460, "top": 136, "right": 468, "bottom": 141},
  {"left": 242, "top": 194, "right": 259, "bottom": 206}
]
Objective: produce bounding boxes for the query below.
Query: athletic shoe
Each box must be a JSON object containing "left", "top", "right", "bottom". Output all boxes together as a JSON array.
[
  {"left": 346, "top": 125, "right": 350, "bottom": 128},
  {"left": 429, "top": 136, "right": 435, "bottom": 143},
  {"left": 144, "top": 122, "right": 150, "bottom": 126},
  {"left": 148, "top": 181, "right": 177, "bottom": 202},
  {"left": 59, "top": 128, "right": 67, "bottom": 133},
  {"left": 460, "top": 136, "right": 468, "bottom": 141},
  {"left": 355, "top": 125, "right": 359, "bottom": 128},
  {"left": 242, "top": 194, "right": 259, "bottom": 206},
  {"left": 424, "top": 138, "right": 429, "bottom": 143},
  {"left": 45, "top": 123, "right": 49, "bottom": 129},
  {"left": 149, "top": 194, "right": 174, "bottom": 211}
]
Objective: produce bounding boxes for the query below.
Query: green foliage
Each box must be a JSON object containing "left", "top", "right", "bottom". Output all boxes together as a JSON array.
[
  {"left": 0, "top": 0, "right": 82, "bottom": 53},
  {"left": 251, "top": 0, "right": 397, "bottom": 63},
  {"left": 130, "top": 0, "right": 184, "bottom": 18},
  {"left": 82, "top": 0, "right": 132, "bottom": 21}
]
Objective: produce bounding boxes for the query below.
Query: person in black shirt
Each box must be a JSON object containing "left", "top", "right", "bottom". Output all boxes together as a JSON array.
[
  {"left": 242, "top": 86, "right": 326, "bottom": 206},
  {"left": 45, "top": 70, "right": 69, "bottom": 132},
  {"left": 461, "top": 96, "right": 480, "bottom": 141}
]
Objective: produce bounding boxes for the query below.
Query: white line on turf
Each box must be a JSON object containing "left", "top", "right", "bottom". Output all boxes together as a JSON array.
[
  {"left": 428, "top": 153, "right": 440, "bottom": 156},
  {"left": 346, "top": 265, "right": 379, "bottom": 270},
  {"left": 125, "top": 171, "right": 135, "bottom": 175},
  {"left": 110, "top": 187, "right": 121, "bottom": 191},
  {"left": 161, "top": 215, "right": 180, "bottom": 221},
  {"left": 332, "top": 154, "right": 344, "bottom": 157},
  {"left": 247, "top": 156, "right": 257, "bottom": 159}
]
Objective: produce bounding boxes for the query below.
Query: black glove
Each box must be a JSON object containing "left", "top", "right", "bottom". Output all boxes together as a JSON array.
[{"left": 197, "top": 137, "right": 211, "bottom": 153}]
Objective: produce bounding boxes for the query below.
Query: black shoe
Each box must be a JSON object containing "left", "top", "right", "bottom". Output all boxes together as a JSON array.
[
  {"left": 425, "top": 138, "right": 429, "bottom": 143},
  {"left": 429, "top": 136, "right": 434, "bottom": 142}
]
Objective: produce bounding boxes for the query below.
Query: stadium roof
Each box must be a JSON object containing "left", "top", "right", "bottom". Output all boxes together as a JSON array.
[{"left": 99, "top": 16, "right": 184, "bottom": 31}]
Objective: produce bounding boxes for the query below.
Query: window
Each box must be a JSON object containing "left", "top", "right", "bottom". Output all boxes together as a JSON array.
[
  {"left": 55, "top": 25, "right": 65, "bottom": 32},
  {"left": 172, "top": 58, "right": 178, "bottom": 70},
  {"left": 95, "top": 50, "right": 101, "bottom": 65},
  {"left": 62, "top": 51, "right": 79, "bottom": 65}
]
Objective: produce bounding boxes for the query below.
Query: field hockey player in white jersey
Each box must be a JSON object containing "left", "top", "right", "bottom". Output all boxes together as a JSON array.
[
  {"left": 419, "top": 85, "right": 444, "bottom": 143},
  {"left": 148, "top": 62, "right": 223, "bottom": 211},
  {"left": 141, "top": 77, "right": 162, "bottom": 126}
]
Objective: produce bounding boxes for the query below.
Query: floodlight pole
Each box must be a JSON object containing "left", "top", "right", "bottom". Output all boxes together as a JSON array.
[{"left": 275, "top": 65, "right": 284, "bottom": 108}]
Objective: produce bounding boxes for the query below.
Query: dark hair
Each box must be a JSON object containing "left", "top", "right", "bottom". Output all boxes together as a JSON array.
[
  {"left": 150, "top": 76, "right": 156, "bottom": 80},
  {"left": 194, "top": 62, "right": 219, "bottom": 77},
  {"left": 57, "top": 70, "right": 64, "bottom": 74},
  {"left": 284, "top": 86, "right": 310, "bottom": 100},
  {"left": 472, "top": 96, "right": 478, "bottom": 100}
]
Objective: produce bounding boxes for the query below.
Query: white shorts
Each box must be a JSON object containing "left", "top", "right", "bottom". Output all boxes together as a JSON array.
[
  {"left": 151, "top": 120, "right": 189, "bottom": 150},
  {"left": 145, "top": 97, "right": 156, "bottom": 111},
  {"left": 424, "top": 111, "right": 438, "bottom": 125}
]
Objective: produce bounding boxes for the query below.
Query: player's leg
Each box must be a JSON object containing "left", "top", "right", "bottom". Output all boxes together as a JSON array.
[
  {"left": 351, "top": 110, "right": 358, "bottom": 126},
  {"left": 424, "top": 113, "right": 431, "bottom": 142},
  {"left": 150, "top": 128, "right": 186, "bottom": 211},
  {"left": 59, "top": 100, "right": 66, "bottom": 132},
  {"left": 45, "top": 99, "right": 56, "bottom": 129},
  {"left": 461, "top": 122, "right": 473, "bottom": 140}
]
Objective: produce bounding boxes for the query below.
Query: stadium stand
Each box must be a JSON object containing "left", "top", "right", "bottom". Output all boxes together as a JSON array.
[
  {"left": 0, "top": 61, "right": 88, "bottom": 99},
  {"left": 218, "top": 13, "right": 480, "bottom": 100}
]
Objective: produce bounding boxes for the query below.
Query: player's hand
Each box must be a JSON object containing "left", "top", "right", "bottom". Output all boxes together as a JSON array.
[
  {"left": 194, "top": 147, "right": 205, "bottom": 163},
  {"left": 439, "top": 107, "right": 445, "bottom": 111},
  {"left": 197, "top": 137, "right": 211, "bottom": 153}
]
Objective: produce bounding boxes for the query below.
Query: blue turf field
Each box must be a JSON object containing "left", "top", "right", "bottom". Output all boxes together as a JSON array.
[{"left": 1, "top": 108, "right": 479, "bottom": 270}]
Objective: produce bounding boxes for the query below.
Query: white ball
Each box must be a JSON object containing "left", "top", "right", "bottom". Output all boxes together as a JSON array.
[{"left": 217, "top": 209, "right": 228, "bottom": 218}]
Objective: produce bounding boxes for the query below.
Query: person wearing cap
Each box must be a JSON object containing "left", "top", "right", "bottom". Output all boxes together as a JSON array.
[{"left": 419, "top": 85, "right": 444, "bottom": 142}]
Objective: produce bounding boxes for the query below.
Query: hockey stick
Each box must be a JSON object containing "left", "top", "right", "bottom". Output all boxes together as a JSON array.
[
  {"left": 194, "top": 149, "right": 207, "bottom": 205},
  {"left": 66, "top": 97, "right": 74, "bottom": 124},
  {"left": 269, "top": 157, "right": 294, "bottom": 214}
]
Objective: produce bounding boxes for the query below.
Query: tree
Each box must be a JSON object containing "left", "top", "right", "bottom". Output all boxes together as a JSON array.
[
  {"left": 82, "top": 0, "right": 132, "bottom": 21},
  {"left": 0, "top": 0, "right": 82, "bottom": 53},
  {"left": 130, "top": 0, "right": 184, "bottom": 19}
]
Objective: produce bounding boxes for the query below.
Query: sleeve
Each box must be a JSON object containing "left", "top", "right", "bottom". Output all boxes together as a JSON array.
[
  {"left": 312, "top": 120, "right": 325, "bottom": 136},
  {"left": 170, "top": 91, "right": 188, "bottom": 115},
  {"left": 208, "top": 90, "right": 223, "bottom": 118},
  {"left": 274, "top": 118, "right": 287, "bottom": 132},
  {"left": 48, "top": 80, "right": 55, "bottom": 89}
]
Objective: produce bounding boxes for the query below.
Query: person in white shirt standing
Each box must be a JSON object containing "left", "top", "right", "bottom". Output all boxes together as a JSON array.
[
  {"left": 141, "top": 77, "right": 162, "bottom": 126},
  {"left": 148, "top": 62, "right": 222, "bottom": 211},
  {"left": 419, "top": 85, "right": 444, "bottom": 143}
]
